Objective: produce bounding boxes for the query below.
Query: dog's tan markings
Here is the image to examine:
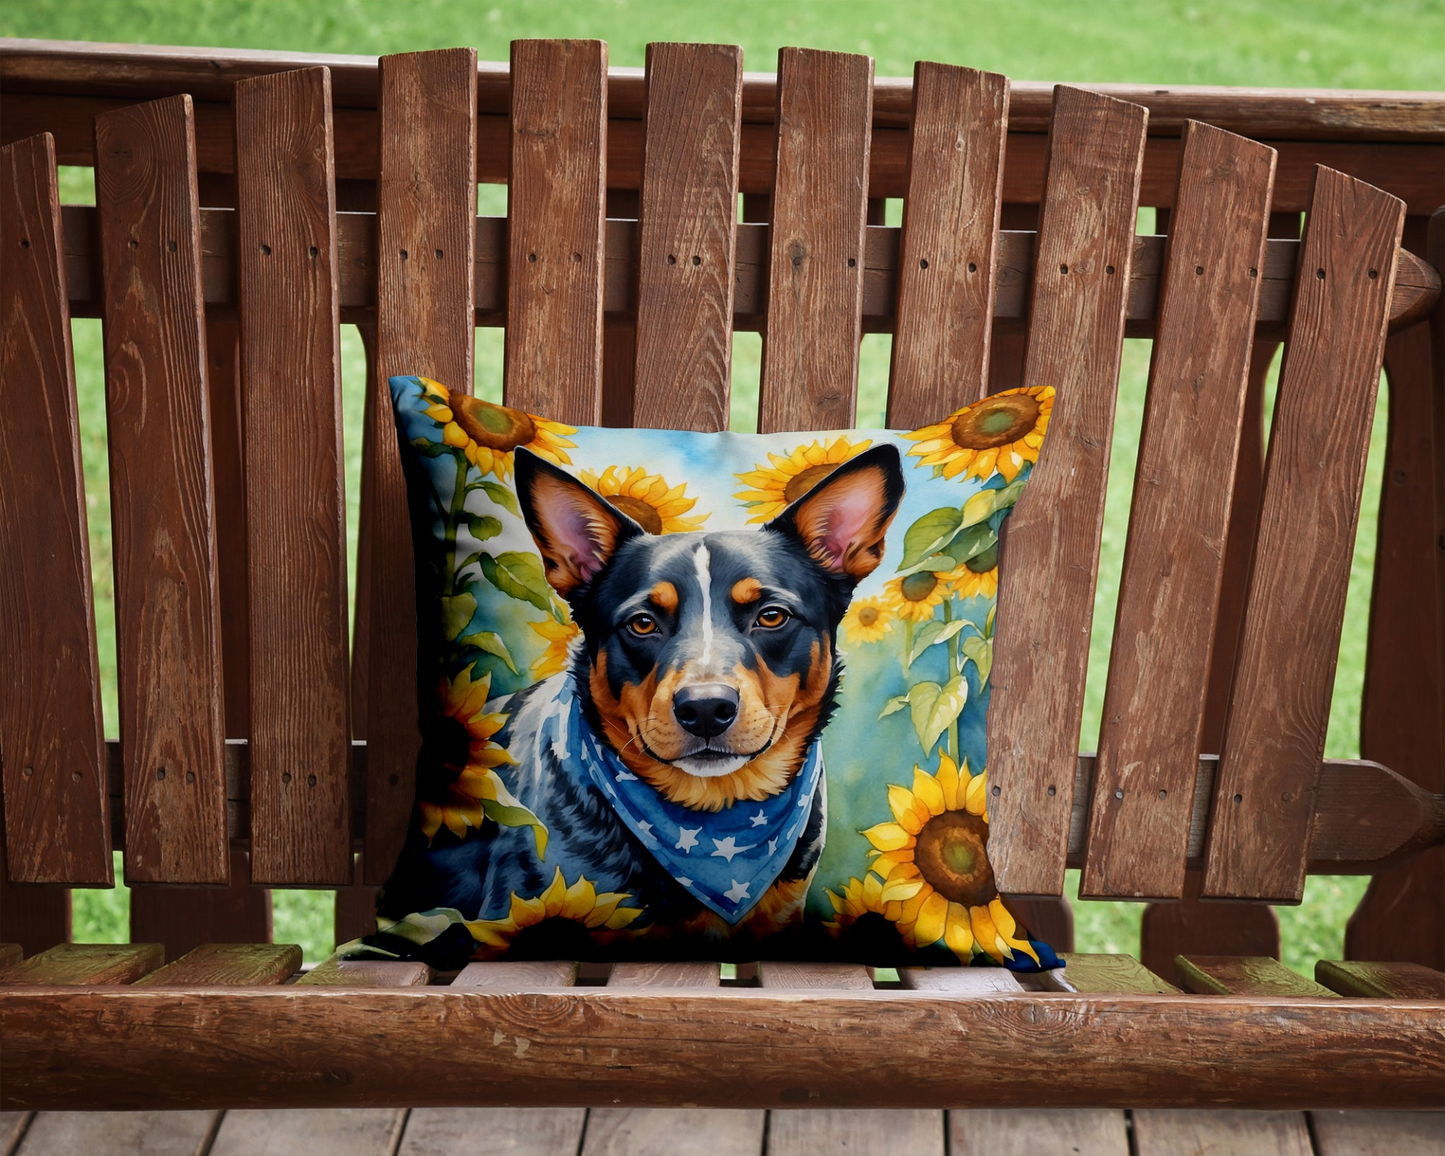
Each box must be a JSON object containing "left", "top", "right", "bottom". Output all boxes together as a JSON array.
[
  {"left": 731, "top": 577, "right": 762, "bottom": 604},
  {"left": 649, "top": 581, "right": 679, "bottom": 615}
]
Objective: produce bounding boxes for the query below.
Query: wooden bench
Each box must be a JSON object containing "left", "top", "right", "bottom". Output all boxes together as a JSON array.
[{"left": 0, "top": 38, "right": 1442, "bottom": 1115}]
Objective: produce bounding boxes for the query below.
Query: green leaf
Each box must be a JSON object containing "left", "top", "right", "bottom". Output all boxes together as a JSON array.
[
  {"left": 961, "top": 634, "right": 994, "bottom": 686},
  {"left": 878, "top": 694, "right": 910, "bottom": 719},
  {"left": 481, "top": 798, "right": 548, "bottom": 858},
  {"left": 992, "top": 477, "right": 1028, "bottom": 513},
  {"left": 465, "top": 514, "right": 502, "bottom": 542},
  {"left": 439, "top": 591, "right": 477, "bottom": 641},
  {"left": 479, "top": 551, "right": 555, "bottom": 616},
  {"left": 410, "top": 438, "right": 459, "bottom": 459},
  {"left": 908, "top": 618, "right": 969, "bottom": 666},
  {"left": 897, "top": 519, "right": 996, "bottom": 577},
  {"left": 985, "top": 604, "right": 997, "bottom": 637},
  {"left": 467, "top": 478, "right": 521, "bottom": 517},
  {"left": 899, "top": 507, "right": 965, "bottom": 571},
  {"left": 960, "top": 487, "right": 999, "bottom": 528},
  {"left": 459, "top": 630, "right": 517, "bottom": 674},
  {"left": 908, "top": 676, "right": 968, "bottom": 756}
]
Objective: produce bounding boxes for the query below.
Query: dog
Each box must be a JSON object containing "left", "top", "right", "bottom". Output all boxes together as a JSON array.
[{"left": 372, "top": 443, "right": 904, "bottom": 964}]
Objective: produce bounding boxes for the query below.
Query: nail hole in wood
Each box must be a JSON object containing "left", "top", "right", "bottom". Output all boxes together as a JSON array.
[
  {"left": 528, "top": 253, "right": 537, "bottom": 263},
  {"left": 260, "top": 244, "right": 272, "bottom": 256},
  {"left": 1315, "top": 268, "right": 1325, "bottom": 280},
  {"left": 71, "top": 771, "right": 82, "bottom": 782},
  {"left": 1233, "top": 792, "right": 1243, "bottom": 803},
  {"left": 991, "top": 785, "right": 1000, "bottom": 797},
  {"left": 1248, "top": 268, "right": 1258, "bottom": 277},
  {"left": 571, "top": 252, "right": 582, "bottom": 262},
  {"left": 186, "top": 771, "right": 195, "bottom": 783},
  {"left": 1114, "top": 788, "right": 1124, "bottom": 800},
  {"left": 1368, "top": 268, "right": 1378, "bottom": 279},
  {"left": 167, "top": 240, "right": 177, "bottom": 253},
  {"left": 282, "top": 772, "right": 292, "bottom": 785},
  {"left": 22, "top": 766, "right": 33, "bottom": 778},
  {"left": 128, "top": 239, "right": 139, "bottom": 249},
  {"left": 967, "top": 261, "right": 977, "bottom": 273},
  {"left": 1046, "top": 785, "right": 1056, "bottom": 797},
  {"left": 308, "top": 246, "right": 318, "bottom": 258},
  {"left": 1158, "top": 789, "right": 1168, "bottom": 799},
  {"left": 668, "top": 254, "right": 677, "bottom": 265},
  {"left": 1059, "top": 263, "right": 1069, "bottom": 274},
  {"left": 400, "top": 249, "right": 409, "bottom": 260},
  {"left": 435, "top": 249, "right": 444, "bottom": 260},
  {"left": 692, "top": 255, "right": 701, "bottom": 266},
  {"left": 847, "top": 257, "right": 857, "bottom": 268},
  {"left": 919, "top": 258, "right": 929, "bottom": 269},
  {"left": 156, "top": 768, "right": 166, "bottom": 781},
  {"left": 1194, "top": 265, "right": 1204, "bottom": 275},
  {"left": 308, "top": 774, "right": 318, "bottom": 787},
  {"left": 389, "top": 774, "right": 400, "bottom": 786},
  {"left": 792, "top": 255, "right": 803, "bottom": 267},
  {"left": 19, "top": 238, "right": 30, "bottom": 249},
  {"left": 1105, "top": 264, "right": 1115, "bottom": 275}
]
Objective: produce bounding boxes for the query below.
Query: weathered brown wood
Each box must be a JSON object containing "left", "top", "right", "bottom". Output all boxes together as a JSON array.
[
  {"left": 769, "top": 1110, "right": 944, "bottom": 1156},
  {"left": 210, "top": 1109, "right": 405, "bottom": 1156},
  {"left": 0, "top": 133, "right": 111, "bottom": 885},
  {"left": 333, "top": 851, "right": 379, "bottom": 947},
  {"left": 504, "top": 39, "right": 607, "bottom": 424},
  {"left": 0, "top": 943, "right": 162, "bottom": 985},
  {"left": 583, "top": 1108, "right": 762, "bottom": 1156},
  {"left": 451, "top": 961, "right": 577, "bottom": 988},
  {"left": 1047, "top": 953, "right": 1180, "bottom": 994},
  {"left": 205, "top": 314, "right": 250, "bottom": 739},
  {"left": 93, "top": 95, "right": 229, "bottom": 885},
  {"left": 0, "top": 946, "right": 20, "bottom": 969},
  {"left": 1, "top": 1112, "right": 31, "bottom": 1154},
  {"left": 362, "top": 49, "right": 478, "bottom": 886},
  {"left": 950, "top": 1109, "right": 1129, "bottom": 1156},
  {"left": 987, "top": 87, "right": 1148, "bottom": 897},
  {"left": 128, "top": 845, "right": 271, "bottom": 959},
  {"left": 630, "top": 43, "right": 741, "bottom": 433},
  {"left": 758, "top": 962, "right": 872, "bottom": 990},
  {"left": 1316, "top": 960, "right": 1445, "bottom": 999},
  {"left": 888, "top": 64, "right": 1008, "bottom": 426},
  {"left": 1175, "top": 955, "right": 1336, "bottom": 997},
  {"left": 1140, "top": 870, "right": 1280, "bottom": 983},
  {"left": 298, "top": 957, "right": 433, "bottom": 987},
  {"left": 1205, "top": 168, "right": 1407, "bottom": 903},
  {"left": 1084, "top": 124, "right": 1276, "bottom": 901},
  {"left": 134, "top": 942, "right": 300, "bottom": 986},
  {"left": 15, "top": 1110, "right": 221, "bottom": 1156},
  {"left": 757, "top": 48, "right": 872, "bottom": 433},
  {"left": 898, "top": 967, "right": 1023, "bottom": 993},
  {"left": 1131, "top": 1111, "right": 1313, "bottom": 1156},
  {"left": 608, "top": 962, "right": 720, "bottom": 988},
  {"left": 233, "top": 67, "right": 353, "bottom": 885},
  {"left": 0, "top": 861, "right": 70, "bottom": 958},
  {"left": 1310, "top": 1111, "right": 1445, "bottom": 1155},
  {"left": 404, "top": 1109, "right": 587, "bottom": 1156}
]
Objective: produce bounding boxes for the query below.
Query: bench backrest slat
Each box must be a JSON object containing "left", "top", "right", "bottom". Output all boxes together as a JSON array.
[
  {"left": 887, "top": 63, "right": 1008, "bottom": 427},
  {"left": 987, "top": 87, "right": 1149, "bottom": 897},
  {"left": 1204, "top": 165, "right": 1406, "bottom": 903},
  {"left": 0, "top": 132, "right": 112, "bottom": 885},
  {"left": 504, "top": 39, "right": 608, "bottom": 424},
  {"left": 758, "top": 48, "right": 874, "bottom": 434},
  {"left": 93, "top": 94, "right": 230, "bottom": 884},
  {"left": 234, "top": 66, "right": 352, "bottom": 885},
  {"left": 631, "top": 42, "right": 743, "bottom": 432},
  {"left": 1082, "top": 121, "right": 1277, "bottom": 901},
  {"left": 361, "top": 48, "right": 479, "bottom": 884}
]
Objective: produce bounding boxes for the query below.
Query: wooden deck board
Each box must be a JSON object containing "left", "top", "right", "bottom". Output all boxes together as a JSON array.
[
  {"left": 1309, "top": 1110, "right": 1445, "bottom": 1155},
  {"left": 951, "top": 1109, "right": 1129, "bottom": 1156},
  {"left": 1131, "top": 1109, "right": 1313, "bottom": 1156},
  {"left": 768, "top": 1109, "right": 944, "bottom": 1155},
  {"left": 582, "top": 1109, "right": 763, "bottom": 1156},
  {"left": 209, "top": 1109, "right": 404, "bottom": 1156},
  {"left": 400, "top": 1108, "right": 586, "bottom": 1156},
  {"left": 15, "top": 1111, "right": 219, "bottom": 1156}
]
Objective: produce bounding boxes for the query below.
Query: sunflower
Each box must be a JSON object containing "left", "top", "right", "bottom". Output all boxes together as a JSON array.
[
  {"left": 840, "top": 596, "right": 895, "bottom": 645},
  {"left": 577, "top": 465, "right": 709, "bottom": 534},
  {"left": 529, "top": 615, "right": 581, "bottom": 679},
  {"left": 464, "top": 867, "right": 644, "bottom": 959},
  {"left": 824, "top": 873, "right": 890, "bottom": 932},
  {"left": 882, "top": 570, "right": 950, "bottom": 623},
  {"left": 416, "top": 376, "right": 576, "bottom": 479},
  {"left": 948, "top": 557, "right": 999, "bottom": 602},
  {"left": 904, "top": 385, "right": 1053, "bottom": 483},
  {"left": 861, "top": 753, "right": 1040, "bottom": 966},
  {"left": 734, "top": 436, "right": 874, "bottom": 523}
]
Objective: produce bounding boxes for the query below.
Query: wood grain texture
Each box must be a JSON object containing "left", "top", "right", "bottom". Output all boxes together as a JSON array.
[
  {"left": 758, "top": 962, "right": 872, "bottom": 990},
  {"left": 0, "top": 860, "right": 70, "bottom": 957},
  {"left": 360, "top": 50, "right": 477, "bottom": 886},
  {"left": 1048, "top": 953, "right": 1180, "bottom": 994},
  {"left": 1, "top": 1112, "right": 31, "bottom": 1155},
  {"left": 950, "top": 1109, "right": 1129, "bottom": 1156},
  {"left": 210, "top": 1109, "right": 404, "bottom": 1156},
  {"left": 1131, "top": 1110, "right": 1312, "bottom": 1156},
  {"left": 888, "top": 64, "right": 1009, "bottom": 427},
  {"left": 768, "top": 1110, "right": 943, "bottom": 1156},
  {"left": 0, "top": 942, "right": 162, "bottom": 985},
  {"left": 584, "top": 1110, "right": 763, "bottom": 1156},
  {"left": 1204, "top": 167, "right": 1407, "bottom": 902},
  {"left": 757, "top": 48, "right": 873, "bottom": 434},
  {"left": 631, "top": 43, "right": 742, "bottom": 433},
  {"left": 504, "top": 39, "right": 607, "bottom": 424},
  {"left": 403, "top": 1109, "right": 586, "bottom": 1156},
  {"left": 1140, "top": 869, "right": 1279, "bottom": 983},
  {"left": 93, "top": 95, "right": 229, "bottom": 885},
  {"left": 233, "top": 67, "right": 352, "bottom": 885},
  {"left": 128, "top": 845, "right": 271, "bottom": 959},
  {"left": 1310, "top": 1111, "right": 1445, "bottom": 1156},
  {"left": 1084, "top": 123, "right": 1276, "bottom": 900},
  {"left": 133, "top": 942, "right": 300, "bottom": 986},
  {"left": 3, "top": 988, "right": 1443, "bottom": 1110},
  {"left": 1316, "top": 960, "right": 1445, "bottom": 999},
  {"left": 0, "top": 133, "right": 111, "bottom": 885},
  {"left": 986, "top": 87, "right": 1148, "bottom": 896},
  {"left": 333, "top": 850, "right": 378, "bottom": 947},
  {"left": 608, "top": 961, "right": 720, "bottom": 987},
  {"left": 451, "top": 960, "right": 577, "bottom": 988},
  {"left": 898, "top": 967, "right": 1024, "bottom": 993},
  {"left": 14, "top": 1110, "right": 220, "bottom": 1156},
  {"left": 297, "top": 957, "right": 433, "bottom": 987},
  {"left": 1175, "top": 955, "right": 1336, "bottom": 997},
  {"left": 0, "top": 946, "right": 20, "bottom": 969}
]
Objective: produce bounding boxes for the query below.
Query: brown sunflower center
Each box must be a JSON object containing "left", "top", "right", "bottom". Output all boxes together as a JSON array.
[
  {"left": 784, "top": 463, "right": 840, "bottom": 504},
  {"left": 857, "top": 605, "right": 880, "bottom": 627},
  {"left": 965, "top": 544, "right": 999, "bottom": 573},
  {"left": 949, "top": 394, "right": 1041, "bottom": 451},
  {"left": 913, "top": 809, "right": 995, "bottom": 905},
  {"left": 425, "top": 712, "right": 475, "bottom": 775},
  {"left": 900, "top": 571, "right": 940, "bottom": 603},
  {"left": 507, "top": 915, "right": 597, "bottom": 960},
  {"left": 606, "top": 494, "right": 664, "bottom": 534},
  {"left": 449, "top": 391, "right": 537, "bottom": 450}
]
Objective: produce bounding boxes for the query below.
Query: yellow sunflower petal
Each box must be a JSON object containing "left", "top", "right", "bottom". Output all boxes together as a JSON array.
[
  {"left": 561, "top": 876, "right": 598, "bottom": 921},
  {"left": 969, "top": 902, "right": 1012, "bottom": 963},
  {"left": 944, "top": 902, "right": 976, "bottom": 959},
  {"left": 862, "top": 822, "right": 916, "bottom": 853},
  {"left": 887, "top": 785, "right": 926, "bottom": 833},
  {"left": 911, "top": 891, "right": 950, "bottom": 947},
  {"left": 935, "top": 753, "right": 962, "bottom": 810},
  {"left": 965, "top": 770, "right": 988, "bottom": 819},
  {"left": 539, "top": 867, "right": 568, "bottom": 914},
  {"left": 989, "top": 897, "right": 1040, "bottom": 964},
  {"left": 880, "top": 877, "right": 926, "bottom": 903}
]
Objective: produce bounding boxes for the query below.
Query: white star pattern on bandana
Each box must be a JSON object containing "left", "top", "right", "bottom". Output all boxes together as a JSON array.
[
  {"left": 616, "top": 770, "right": 638, "bottom": 781},
  {"left": 724, "top": 879, "right": 751, "bottom": 904},
  {"left": 675, "top": 826, "right": 700, "bottom": 852},
  {"left": 711, "top": 836, "right": 753, "bottom": 863},
  {"left": 750, "top": 809, "right": 768, "bottom": 827}
]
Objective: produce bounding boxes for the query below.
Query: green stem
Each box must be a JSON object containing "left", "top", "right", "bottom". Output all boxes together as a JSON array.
[
  {"left": 444, "top": 452, "right": 469, "bottom": 596},
  {"left": 944, "top": 601, "right": 960, "bottom": 761}
]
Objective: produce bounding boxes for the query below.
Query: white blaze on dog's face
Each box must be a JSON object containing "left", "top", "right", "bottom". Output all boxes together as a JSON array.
[{"left": 514, "top": 446, "right": 904, "bottom": 811}]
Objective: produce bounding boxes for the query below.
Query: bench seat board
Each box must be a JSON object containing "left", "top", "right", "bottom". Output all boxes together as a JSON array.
[
  {"left": 1316, "top": 959, "right": 1445, "bottom": 999},
  {"left": 403, "top": 1108, "right": 588, "bottom": 1156},
  {"left": 0, "top": 942, "right": 162, "bottom": 984},
  {"left": 132, "top": 942, "right": 301, "bottom": 986},
  {"left": 1131, "top": 1110, "right": 1313, "bottom": 1156},
  {"left": 233, "top": 67, "right": 353, "bottom": 886},
  {"left": 0, "top": 133, "right": 112, "bottom": 886},
  {"left": 1309, "top": 1110, "right": 1445, "bottom": 1156},
  {"left": 13, "top": 1110, "right": 222, "bottom": 1156},
  {"left": 93, "top": 95, "right": 231, "bottom": 886},
  {"left": 951, "top": 1109, "right": 1129, "bottom": 1156},
  {"left": 1175, "top": 954, "right": 1337, "bottom": 997},
  {"left": 208, "top": 1109, "right": 404, "bottom": 1156}
]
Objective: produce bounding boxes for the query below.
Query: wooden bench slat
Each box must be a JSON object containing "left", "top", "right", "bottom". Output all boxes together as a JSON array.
[
  {"left": 93, "top": 95, "right": 230, "bottom": 886},
  {"left": 1042, "top": 952, "right": 1180, "bottom": 994},
  {"left": 0, "top": 133, "right": 112, "bottom": 885},
  {"left": 887, "top": 64, "right": 1008, "bottom": 427},
  {"left": 608, "top": 961, "right": 720, "bottom": 988},
  {"left": 769, "top": 1110, "right": 944, "bottom": 1156},
  {"left": 402, "top": 1109, "right": 587, "bottom": 1156},
  {"left": 360, "top": 48, "right": 478, "bottom": 886},
  {"left": 210, "top": 1109, "right": 404, "bottom": 1156},
  {"left": 0, "top": 870, "right": 70, "bottom": 958},
  {"left": 233, "top": 67, "right": 353, "bottom": 885},
  {"left": 504, "top": 39, "right": 607, "bottom": 424},
  {"left": 297, "top": 957, "right": 433, "bottom": 986},
  {"left": 129, "top": 845, "right": 271, "bottom": 959},
  {"left": 0, "top": 942, "right": 163, "bottom": 985},
  {"left": 1316, "top": 960, "right": 1445, "bottom": 999},
  {"left": 1204, "top": 167, "right": 1406, "bottom": 903},
  {"left": 15, "top": 1110, "right": 221, "bottom": 1156},
  {"left": 132, "top": 942, "right": 301, "bottom": 986},
  {"left": 897, "top": 967, "right": 1024, "bottom": 993},
  {"left": 630, "top": 42, "right": 742, "bottom": 432},
  {"left": 757, "top": 961, "right": 873, "bottom": 990},
  {"left": 986, "top": 87, "right": 1148, "bottom": 897},
  {"left": 451, "top": 960, "right": 578, "bottom": 988},
  {"left": 951, "top": 1109, "right": 1129, "bottom": 1156},
  {"left": 1310, "top": 1110, "right": 1445, "bottom": 1156},
  {"left": 583, "top": 1108, "right": 762, "bottom": 1156},
  {"left": 1131, "top": 1110, "right": 1313, "bottom": 1156},
  {"left": 1175, "top": 954, "right": 1337, "bottom": 997},
  {"left": 1083, "top": 122, "right": 1276, "bottom": 900},
  {"left": 757, "top": 47, "right": 873, "bottom": 434}
]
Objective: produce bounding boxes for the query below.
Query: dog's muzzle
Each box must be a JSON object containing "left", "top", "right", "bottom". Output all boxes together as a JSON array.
[{"left": 672, "top": 683, "right": 739, "bottom": 739}]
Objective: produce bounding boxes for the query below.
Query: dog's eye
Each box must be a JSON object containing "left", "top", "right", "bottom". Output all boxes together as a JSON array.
[
  {"left": 755, "top": 606, "right": 790, "bottom": 629},
  {"left": 627, "top": 614, "right": 658, "bottom": 636}
]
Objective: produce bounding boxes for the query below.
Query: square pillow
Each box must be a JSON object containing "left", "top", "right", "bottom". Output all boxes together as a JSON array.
[{"left": 352, "top": 375, "right": 1061, "bottom": 972}]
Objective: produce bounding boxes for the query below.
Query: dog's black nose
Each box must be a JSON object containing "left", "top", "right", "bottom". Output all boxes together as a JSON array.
[{"left": 673, "top": 684, "right": 740, "bottom": 739}]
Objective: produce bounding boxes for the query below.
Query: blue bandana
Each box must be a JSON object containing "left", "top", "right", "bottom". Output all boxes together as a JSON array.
[{"left": 550, "top": 683, "right": 825, "bottom": 924}]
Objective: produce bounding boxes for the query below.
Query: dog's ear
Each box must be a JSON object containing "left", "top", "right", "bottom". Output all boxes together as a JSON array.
[
  {"left": 514, "top": 448, "right": 643, "bottom": 598},
  {"left": 765, "top": 444, "right": 904, "bottom": 582}
]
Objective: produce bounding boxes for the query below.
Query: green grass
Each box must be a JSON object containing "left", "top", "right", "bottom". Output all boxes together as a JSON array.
[{"left": 20, "top": 0, "right": 1436, "bottom": 969}]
